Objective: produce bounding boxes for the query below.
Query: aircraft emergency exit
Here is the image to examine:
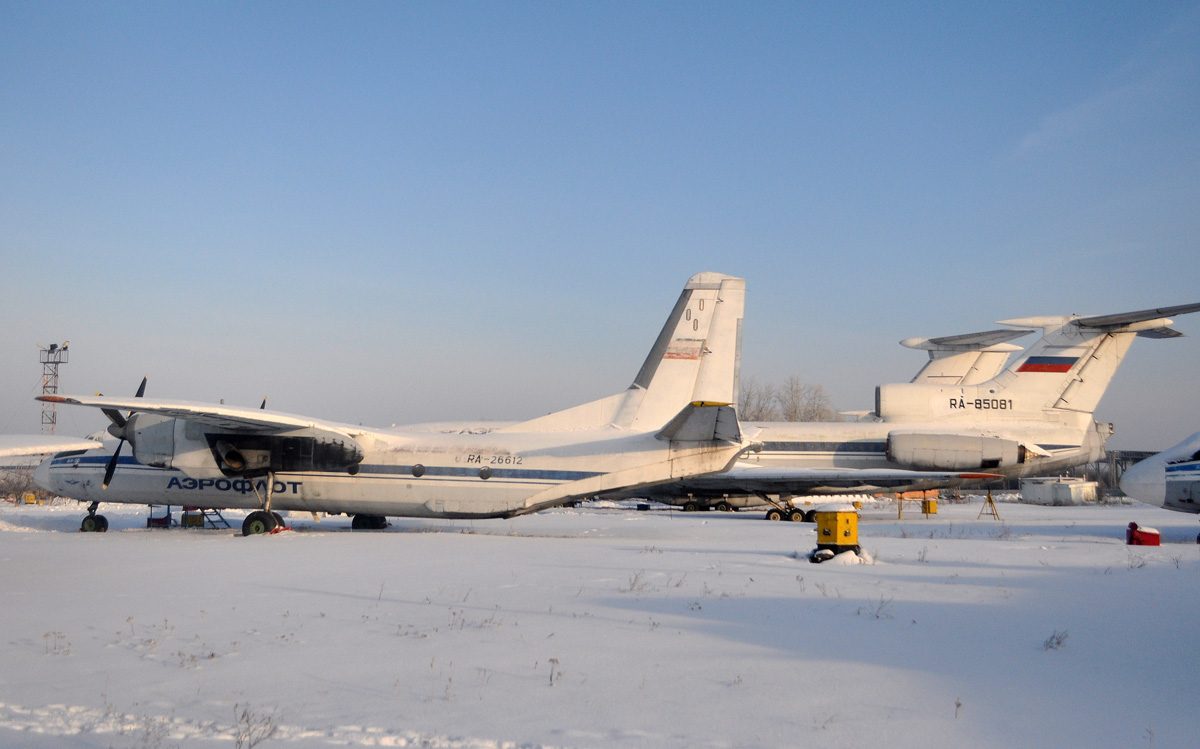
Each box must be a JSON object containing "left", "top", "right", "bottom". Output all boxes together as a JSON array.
[{"left": 35, "top": 273, "right": 754, "bottom": 534}]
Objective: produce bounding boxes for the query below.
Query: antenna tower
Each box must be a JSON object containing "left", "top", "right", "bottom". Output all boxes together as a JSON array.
[{"left": 39, "top": 342, "right": 69, "bottom": 434}]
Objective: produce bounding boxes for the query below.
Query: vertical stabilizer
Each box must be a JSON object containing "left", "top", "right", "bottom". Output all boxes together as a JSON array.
[
  {"left": 876, "top": 302, "right": 1200, "bottom": 422},
  {"left": 502, "top": 272, "right": 746, "bottom": 432},
  {"left": 621, "top": 273, "right": 745, "bottom": 430},
  {"left": 989, "top": 317, "right": 1140, "bottom": 414}
]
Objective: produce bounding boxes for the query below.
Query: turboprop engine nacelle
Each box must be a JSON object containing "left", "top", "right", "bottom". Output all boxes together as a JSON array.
[
  {"left": 886, "top": 431, "right": 1026, "bottom": 471},
  {"left": 124, "top": 413, "right": 364, "bottom": 475}
]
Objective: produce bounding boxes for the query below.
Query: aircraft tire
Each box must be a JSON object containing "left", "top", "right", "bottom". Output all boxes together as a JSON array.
[
  {"left": 714, "top": 501, "right": 732, "bottom": 513},
  {"left": 272, "top": 512, "right": 286, "bottom": 528},
  {"left": 765, "top": 508, "right": 784, "bottom": 521},
  {"left": 80, "top": 515, "right": 108, "bottom": 533},
  {"left": 787, "top": 509, "right": 804, "bottom": 522},
  {"left": 351, "top": 514, "right": 387, "bottom": 531},
  {"left": 682, "top": 501, "right": 699, "bottom": 513},
  {"left": 242, "top": 511, "right": 278, "bottom": 536}
]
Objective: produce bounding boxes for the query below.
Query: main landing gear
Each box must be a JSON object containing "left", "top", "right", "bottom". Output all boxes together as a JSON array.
[
  {"left": 241, "top": 473, "right": 290, "bottom": 536},
  {"left": 760, "top": 493, "right": 811, "bottom": 522},
  {"left": 351, "top": 514, "right": 388, "bottom": 530},
  {"left": 242, "top": 510, "right": 282, "bottom": 536},
  {"left": 80, "top": 501, "right": 108, "bottom": 533}
]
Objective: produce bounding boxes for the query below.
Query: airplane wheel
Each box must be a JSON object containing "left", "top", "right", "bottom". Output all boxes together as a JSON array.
[
  {"left": 683, "top": 501, "right": 699, "bottom": 513},
  {"left": 352, "top": 514, "right": 387, "bottom": 530},
  {"left": 765, "top": 508, "right": 784, "bottom": 521},
  {"left": 714, "top": 501, "right": 732, "bottom": 513},
  {"left": 81, "top": 515, "right": 108, "bottom": 533},
  {"left": 242, "top": 511, "right": 278, "bottom": 536},
  {"left": 272, "top": 512, "right": 286, "bottom": 528},
  {"left": 787, "top": 509, "right": 804, "bottom": 522}
]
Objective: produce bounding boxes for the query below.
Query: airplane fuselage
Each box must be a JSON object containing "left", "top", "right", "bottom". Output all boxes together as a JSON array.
[
  {"left": 630, "top": 415, "right": 1108, "bottom": 504},
  {"left": 1120, "top": 431, "right": 1200, "bottom": 514},
  {"left": 36, "top": 426, "right": 742, "bottom": 519}
]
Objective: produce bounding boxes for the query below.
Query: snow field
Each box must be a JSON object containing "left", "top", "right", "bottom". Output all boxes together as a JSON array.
[{"left": 0, "top": 498, "right": 1196, "bottom": 748}]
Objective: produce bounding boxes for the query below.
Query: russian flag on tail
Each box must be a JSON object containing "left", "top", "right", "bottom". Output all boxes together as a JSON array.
[{"left": 1017, "top": 356, "right": 1078, "bottom": 373}]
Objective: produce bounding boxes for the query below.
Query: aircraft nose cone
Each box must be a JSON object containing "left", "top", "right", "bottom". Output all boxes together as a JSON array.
[
  {"left": 1120, "top": 458, "right": 1165, "bottom": 507},
  {"left": 32, "top": 456, "right": 53, "bottom": 493}
]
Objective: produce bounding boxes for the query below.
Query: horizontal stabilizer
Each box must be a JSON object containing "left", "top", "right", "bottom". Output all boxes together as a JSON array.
[
  {"left": 656, "top": 402, "right": 741, "bottom": 443},
  {"left": 1074, "top": 302, "right": 1200, "bottom": 329},
  {"left": 901, "top": 328, "right": 1033, "bottom": 351}
]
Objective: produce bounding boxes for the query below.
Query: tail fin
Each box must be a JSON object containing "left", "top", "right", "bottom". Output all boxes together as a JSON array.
[
  {"left": 878, "top": 302, "right": 1200, "bottom": 421},
  {"left": 902, "top": 328, "right": 1033, "bottom": 385},
  {"left": 502, "top": 272, "right": 745, "bottom": 432}
]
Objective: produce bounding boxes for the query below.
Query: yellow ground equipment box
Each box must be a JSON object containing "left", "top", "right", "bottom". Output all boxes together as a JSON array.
[
  {"left": 814, "top": 506, "right": 859, "bottom": 558},
  {"left": 180, "top": 513, "right": 206, "bottom": 528},
  {"left": 921, "top": 498, "right": 937, "bottom": 516}
]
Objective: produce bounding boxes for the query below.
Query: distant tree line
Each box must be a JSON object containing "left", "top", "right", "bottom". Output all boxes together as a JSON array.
[{"left": 738, "top": 375, "right": 839, "bottom": 422}]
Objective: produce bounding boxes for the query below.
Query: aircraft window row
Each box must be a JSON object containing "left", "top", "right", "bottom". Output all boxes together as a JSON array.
[{"left": 762, "top": 441, "right": 885, "bottom": 453}]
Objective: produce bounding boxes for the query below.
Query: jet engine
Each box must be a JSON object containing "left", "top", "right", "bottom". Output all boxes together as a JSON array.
[{"left": 886, "top": 431, "right": 1026, "bottom": 471}]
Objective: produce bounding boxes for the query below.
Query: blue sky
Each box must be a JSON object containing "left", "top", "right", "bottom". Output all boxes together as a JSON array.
[{"left": 2, "top": 1, "right": 1198, "bottom": 449}]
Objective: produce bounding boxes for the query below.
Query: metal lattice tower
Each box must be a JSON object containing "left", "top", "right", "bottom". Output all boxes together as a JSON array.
[{"left": 39, "top": 342, "right": 69, "bottom": 434}]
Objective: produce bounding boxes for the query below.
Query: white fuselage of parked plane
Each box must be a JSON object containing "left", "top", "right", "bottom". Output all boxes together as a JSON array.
[
  {"left": 35, "top": 425, "right": 744, "bottom": 518},
  {"left": 1120, "top": 431, "right": 1200, "bottom": 514}
]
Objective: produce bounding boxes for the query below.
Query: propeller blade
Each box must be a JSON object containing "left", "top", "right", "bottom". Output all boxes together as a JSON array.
[
  {"left": 102, "top": 440, "right": 123, "bottom": 489},
  {"left": 135, "top": 376, "right": 147, "bottom": 398},
  {"left": 260, "top": 397, "right": 267, "bottom": 410},
  {"left": 101, "top": 408, "right": 127, "bottom": 430}
]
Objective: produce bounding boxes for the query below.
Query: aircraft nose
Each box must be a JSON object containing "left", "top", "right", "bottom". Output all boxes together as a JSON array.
[
  {"left": 32, "top": 456, "right": 54, "bottom": 493},
  {"left": 1120, "top": 458, "right": 1166, "bottom": 507}
]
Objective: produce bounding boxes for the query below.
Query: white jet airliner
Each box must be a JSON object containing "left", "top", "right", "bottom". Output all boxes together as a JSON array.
[
  {"left": 35, "top": 273, "right": 756, "bottom": 535},
  {"left": 1120, "top": 432, "right": 1200, "bottom": 540},
  {"left": 623, "top": 302, "right": 1200, "bottom": 518}
]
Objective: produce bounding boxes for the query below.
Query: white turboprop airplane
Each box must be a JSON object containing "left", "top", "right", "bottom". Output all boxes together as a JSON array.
[
  {"left": 1120, "top": 432, "right": 1200, "bottom": 531},
  {"left": 623, "top": 302, "right": 1200, "bottom": 518},
  {"left": 34, "top": 272, "right": 755, "bottom": 534}
]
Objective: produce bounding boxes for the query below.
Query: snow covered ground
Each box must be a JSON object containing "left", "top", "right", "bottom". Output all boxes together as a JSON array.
[{"left": 1, "top": 496, "right": 1196, "bottom": 748}]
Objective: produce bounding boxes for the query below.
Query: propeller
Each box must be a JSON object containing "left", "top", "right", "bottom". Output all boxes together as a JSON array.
[{"left": 100, "top": 376, "right": 147, "bottom": 489}]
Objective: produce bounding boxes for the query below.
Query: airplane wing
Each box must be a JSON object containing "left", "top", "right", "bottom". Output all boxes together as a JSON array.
[
  {"left": 664, "top": 462, "right": 1000, "bottom": 493},
  {"left": 0, "top": 435, "right": 103, "bottom": 459},
  {"left": 37, "top": 395, "right": 363, "bottom": 440}
]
